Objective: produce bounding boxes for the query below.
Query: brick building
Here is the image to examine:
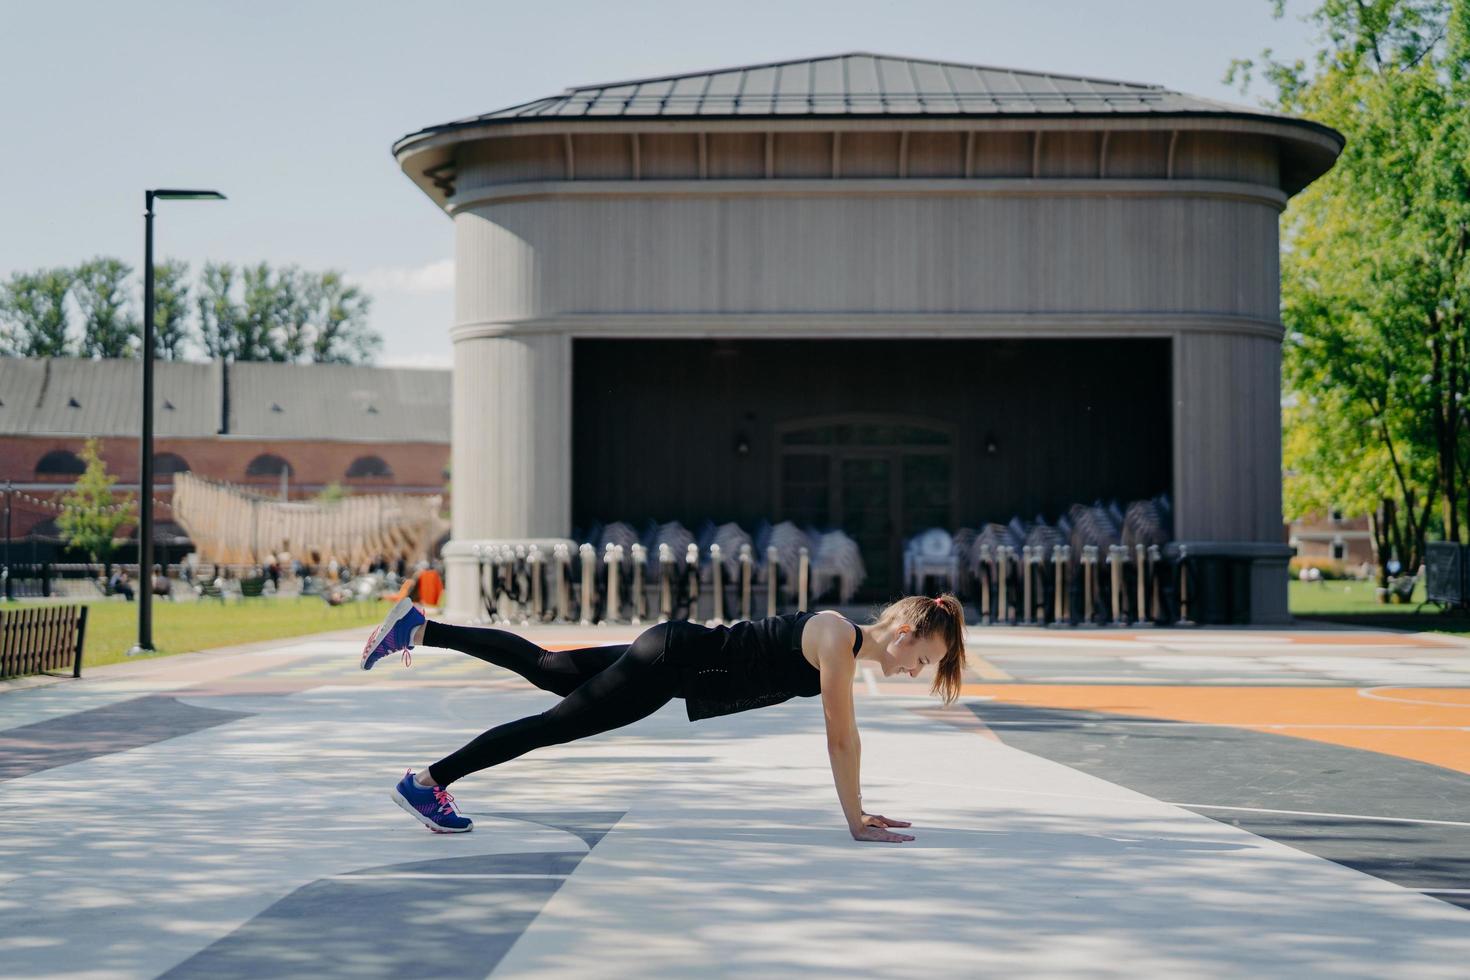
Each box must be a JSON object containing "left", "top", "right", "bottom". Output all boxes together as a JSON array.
[
  {"left": 0, "top": 357, "right": 450, "bottom": 560},
  {"left": 1288, "top": 510, "right": 1375, "bottom": 567}
]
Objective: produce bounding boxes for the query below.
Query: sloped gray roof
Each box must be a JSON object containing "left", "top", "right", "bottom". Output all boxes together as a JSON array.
[
  {"left": 227, "top": 361, "right": 450, "bottom": 442},
  {"left": 398, "top": 51, "right": 1337, "bottom": 136},
  {"left": 0, "top": 358, "right": 219, "bottom": 439},
  {"left": 0, "top": 357, "right": 450, "bottom": 443}
]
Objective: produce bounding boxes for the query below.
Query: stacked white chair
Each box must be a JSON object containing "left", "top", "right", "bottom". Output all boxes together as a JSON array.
[{"left": 812, "top": 530, "right": 867, "bottom": 603}]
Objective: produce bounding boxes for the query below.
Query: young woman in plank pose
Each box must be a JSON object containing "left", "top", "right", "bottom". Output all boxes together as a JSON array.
[{"left": 362, "top": 594, "right": 966, "bottom": 843}]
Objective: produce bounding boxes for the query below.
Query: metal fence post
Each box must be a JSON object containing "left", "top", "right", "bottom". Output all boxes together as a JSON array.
[
  {"left": 766, "top": 545, "right": 779, "bottom": 617},
  {"left": 604, "top": 544, "right": 622, "bottom": 625},
  {"left": 630, "top": 543, "right": 646, "bottom": 625},
  {"left": 684, "top": 542, "right": 700, "bottom": 622},
  {"left": 578, "top": 543, "right": 596, "bottom": 625},
  {"left": 1134, "top": 543, "right": 1152, "bottom": 628},
  {"left": 996, "top": 545, "right": 1010, "bottom": 625},
  {"left": 797, "top": 547, "right": 810, "bottom": 613},
  {"left": 554, "top": 543, "right": 572, "bottom": 622},
  {"left": 1108, "top": 545, "right": 1125, "bottom": 626},
  {"left": 529, "top": 545, "right": 544, "bottom": 623},
  {"left": 658, "top": 543, "right": 674, "bottom": 623},
  {"left": 1147, "top": 544, "right": 1162, "bottom": 625},
  {"left": 709, "top": 544, "right": 724, "bottom": 624},
  {"left": 1021, "top": 545, "right": 1034, "bottom": 625},
  {"left": 1177, "top": 545, "right": 1195, "bottom": 627},
  {"left": 978, "top": 544, "right": 992, "bottom": 625},
  {"left": 739, "top": 543, "right": 752, "bottom": 622},
  {"left": 1082, "top": 545, "right": 1097, "bottom": 625}
]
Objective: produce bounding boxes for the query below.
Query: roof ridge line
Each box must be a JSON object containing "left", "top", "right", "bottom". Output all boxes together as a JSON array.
[{"left": 561, "top": 52, "right": 1169, "bottom": 95}]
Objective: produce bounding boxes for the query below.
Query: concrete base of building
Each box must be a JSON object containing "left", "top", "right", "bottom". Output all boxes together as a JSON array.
[
  {"left": 1169, "top": 541, "right": 1293, "bottom": 625},
  {"left": 442, "top": 537, "right": 578, "bottom": 621}
]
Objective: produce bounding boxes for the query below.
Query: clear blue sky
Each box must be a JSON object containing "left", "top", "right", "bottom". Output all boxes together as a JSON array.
[{"left": 1, "top": 0, "right": 1321, "bottom": 367}]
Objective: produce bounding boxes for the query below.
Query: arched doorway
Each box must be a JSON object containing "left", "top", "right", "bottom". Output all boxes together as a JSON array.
[{"left": 776, "top": 415, "right": 955, "bottom": 599}]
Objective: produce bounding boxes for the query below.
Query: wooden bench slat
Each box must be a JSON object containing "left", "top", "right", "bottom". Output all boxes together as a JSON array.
[
  {"left": 37, "top": 607, "right": 51, "bottom": 673},
  {"left": 45, "top": 606, "right": 61, "bottom": 673}
]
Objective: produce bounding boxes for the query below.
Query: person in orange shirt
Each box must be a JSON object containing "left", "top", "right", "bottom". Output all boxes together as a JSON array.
[{"left": 384, "top": 560, "right": 443, "bottom": 614}]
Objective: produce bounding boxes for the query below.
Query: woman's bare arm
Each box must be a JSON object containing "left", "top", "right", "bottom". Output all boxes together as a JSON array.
[
  {"left": 813, "top": 617, "right": 912, "bottom": 842},
  {"left": 817, "top": 627, "right": 863, "bottom": 834}
]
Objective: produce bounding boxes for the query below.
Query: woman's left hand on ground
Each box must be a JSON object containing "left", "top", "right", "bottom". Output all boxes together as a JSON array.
[{"left": 860, "top": 811, "right": 912, "bottom": 829}]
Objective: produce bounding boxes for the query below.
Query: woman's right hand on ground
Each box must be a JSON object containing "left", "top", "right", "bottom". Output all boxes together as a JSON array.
[{"left": 851, "top": 824, "right": 915, "bottom": 843}]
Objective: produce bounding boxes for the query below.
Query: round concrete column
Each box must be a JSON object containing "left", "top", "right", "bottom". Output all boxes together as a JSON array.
[{"left": 443, "top": 330, "right": 572, "bottom": 619}]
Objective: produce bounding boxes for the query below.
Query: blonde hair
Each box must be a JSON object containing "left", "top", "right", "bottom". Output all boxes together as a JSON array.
[{"left": 871, "top": 594, "right": 967, "bottom": 706}]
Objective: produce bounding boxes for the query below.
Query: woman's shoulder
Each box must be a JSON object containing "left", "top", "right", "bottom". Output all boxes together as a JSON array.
[{"left": 799, "top": 610, "right": 858, "bottom": 663}]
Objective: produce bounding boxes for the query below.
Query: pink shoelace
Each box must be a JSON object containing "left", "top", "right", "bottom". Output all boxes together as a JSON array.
[
  {"left": 401, "top": 647, "right": 413, "bottom": 668},
  {"left": 432, "top": 785, "right": 457, "bottom": 815}
]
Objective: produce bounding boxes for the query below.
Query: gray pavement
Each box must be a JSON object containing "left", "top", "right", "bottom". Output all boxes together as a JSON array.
[{"left": 2, "top": 623, "right": 1469, "bottom": 978}]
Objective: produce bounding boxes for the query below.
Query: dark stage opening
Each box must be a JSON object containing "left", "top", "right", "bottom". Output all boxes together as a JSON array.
[{"left": 573, "top": 338, "right": 1172, "bottom": 601}]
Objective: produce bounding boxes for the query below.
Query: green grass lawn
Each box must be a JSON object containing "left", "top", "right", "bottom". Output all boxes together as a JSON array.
[
  {"left": 1288, "top": 578, "right": 1470, "bottom": 635},
  {"left": 14, "top": 596, "right": 384, "bottom": 670},
  {"left": 1288, "top": 578, "right": 1426, "bottom": 614}
]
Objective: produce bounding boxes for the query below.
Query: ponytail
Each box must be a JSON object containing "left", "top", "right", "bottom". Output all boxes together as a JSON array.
[{"left": 871, "top": 593, "right": 968, "bottom": 706}]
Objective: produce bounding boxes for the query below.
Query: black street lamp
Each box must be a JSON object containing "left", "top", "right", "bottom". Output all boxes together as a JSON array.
[{"left": 130, "top": 189, "right": 225, "bottom": 656}]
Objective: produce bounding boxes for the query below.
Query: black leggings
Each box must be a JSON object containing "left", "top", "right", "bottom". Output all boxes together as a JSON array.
[{"left": 422, "top": 620, "right": 683, "bottom": 787}]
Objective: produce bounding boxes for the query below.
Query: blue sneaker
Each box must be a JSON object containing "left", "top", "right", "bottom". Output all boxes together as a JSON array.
[
  {"left": 392, "top": 770, "right": 473, "bottom": 833},
  {"left": 361, "top": 597, "right": 425, "bottom": 670}
]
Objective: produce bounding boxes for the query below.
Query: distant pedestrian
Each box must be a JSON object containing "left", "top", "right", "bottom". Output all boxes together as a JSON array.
[{"left": 109, "top": 568, "right": 135, "bottom": 601}]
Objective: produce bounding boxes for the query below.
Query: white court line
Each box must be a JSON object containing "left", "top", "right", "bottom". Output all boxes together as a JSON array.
[
  {"left": 861, "top": 665, "right": 880, "bottom": 695},
  {"left": 1169, "top": 803, "right": 1470, "bottom": 829},
  {"left": 1359, "top": 687, "right": 1470, "bottom": 708},
  {"left": 1421, "top": 889, "right": 1470, "bottom": 895}
]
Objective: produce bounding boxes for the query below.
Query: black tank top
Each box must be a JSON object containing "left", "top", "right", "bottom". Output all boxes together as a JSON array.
[{"left": 678, "top": 611, "right": 863, "bottom": 722}]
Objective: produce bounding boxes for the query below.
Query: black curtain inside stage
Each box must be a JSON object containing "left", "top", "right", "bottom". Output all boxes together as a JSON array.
[{"left": 573, "top": 337, "right": 1172, "bottom": 598}]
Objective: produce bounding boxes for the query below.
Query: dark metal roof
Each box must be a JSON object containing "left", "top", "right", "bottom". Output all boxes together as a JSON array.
[{"left": 402, "top": 51, "right": 1327, "bottom": 130}]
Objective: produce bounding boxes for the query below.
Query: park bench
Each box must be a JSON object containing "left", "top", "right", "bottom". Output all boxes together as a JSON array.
[{"left": 0, "top": 605, "right": 88, "bottom": 680}]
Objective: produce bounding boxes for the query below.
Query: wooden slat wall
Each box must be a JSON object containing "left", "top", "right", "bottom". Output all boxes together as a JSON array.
[
  {"left": 456, "top": 192, "right": 1282, "bottom": 321},
  {"left": 1173, "top": 331, "right": 1283, "bottom": 542}
]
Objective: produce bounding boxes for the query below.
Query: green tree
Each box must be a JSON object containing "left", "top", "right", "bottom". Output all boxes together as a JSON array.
[
  {"left": 239, "top": 262, "right": 284, "bottom": 361},
  {"left": 1233, "top": 0, "right": 1470, "bottom": 576},
  {"left": 0, "top": 268, "right": 73, "bottom": 356},
  {"left": 56, "top": 439, "right": 135, "bottom": 566},
  {"left": 74, "top": 257, "right": 140, "bottom": 358},
  {"left": 153, "top": 259, "right": 192, "bottom": 359},
  {"left": 274, "top": 265, "right": 319, "bottom": 361},
  {"left": 314, "top": 481, "right": 349, "bottom": 505},
  {"left": 311, "top": 271, "right": 378, "bottom": 364},
  {"left": 197, "top": 261, "right": 240, "bottom": 361}
]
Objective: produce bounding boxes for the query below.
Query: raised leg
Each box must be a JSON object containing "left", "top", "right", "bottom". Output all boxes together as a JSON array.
[
  {"left": 422, "top": 621, "right": 626, "bottom": 697},
  {"left": 427, "top": 623, "right": 679, "bottom": 786}
]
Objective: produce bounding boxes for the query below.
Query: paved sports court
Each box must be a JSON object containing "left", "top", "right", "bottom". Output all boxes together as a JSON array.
[{"left": 3, "top": 622, "right": 1469, "bottom": 978}]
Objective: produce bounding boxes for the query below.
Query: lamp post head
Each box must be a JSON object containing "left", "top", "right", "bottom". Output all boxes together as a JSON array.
[{"left": 149, "top": 189, "right": 226, "bottom": 201}]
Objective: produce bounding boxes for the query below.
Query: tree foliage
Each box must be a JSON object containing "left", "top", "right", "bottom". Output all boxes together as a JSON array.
[
  {"left": 1235, "top": 0, "right": 1470, "bottom": 575},
  {"left": 56, "top": 438, "right": 135, "bottom": 565},
  {"left": 0, "top": 268, "right": 73, "bottom": 357},
  {"left": 310, "top": 271, "right": 379, "bottom": 364},
  {"left": 152, "top": 260, "right": 192, "bottom": 360},
  {"left": 197, "top": 261, "right": 241, "bottom": 361},
  {"left": 0, "top": 257, "right": 380, "bottom": 364},
  {"left": 74, "top": 257, "right": 140, "bottom": 358}
]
